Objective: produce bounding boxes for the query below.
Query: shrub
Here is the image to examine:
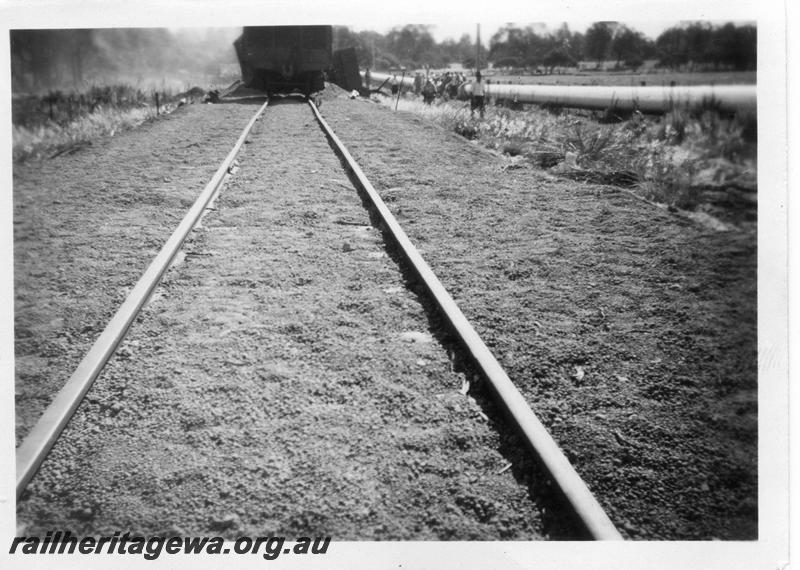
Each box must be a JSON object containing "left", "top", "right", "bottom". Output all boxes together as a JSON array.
[
  {"left": 501, "top": 137, "right": 525, "bottom": 156},
  {"left": 660, "top": 109, "right": 688, "bottom": 145},
  {"left": 738, "top": 111, "right": 757, "bottom": 144},
  {"left": 455, "top": 118, "right": 479, "bottom": 140},
  {"left": 637, "top": 150, "right": 698, "bottom": 209},
  {"left": 540, "top": 101, "right": 563, "bottom": 115},
  {"left": 564, "top": 124, "right": 618, "bottom": 164},
  {"left": 599, "top": 106, "right": 634, "bottom": 124}
]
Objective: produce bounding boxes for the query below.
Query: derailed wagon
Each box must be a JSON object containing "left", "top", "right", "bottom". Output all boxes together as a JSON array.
[{"left": 234, "top": 26, "right": 332, "bottom": 97}]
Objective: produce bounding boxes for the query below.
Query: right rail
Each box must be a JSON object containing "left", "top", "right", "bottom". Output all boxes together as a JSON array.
[{"left": 309, "top": 99, "right": 623, "bottom": 541}]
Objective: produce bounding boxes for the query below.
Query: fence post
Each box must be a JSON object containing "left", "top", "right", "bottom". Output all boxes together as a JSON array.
[{"left": 394, "top": 70, "right": 406, "bottom": 111}]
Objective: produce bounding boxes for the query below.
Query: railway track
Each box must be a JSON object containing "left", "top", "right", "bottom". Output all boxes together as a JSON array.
[{"left": 16, "top": 93, "right": 623, "bottom": 539}]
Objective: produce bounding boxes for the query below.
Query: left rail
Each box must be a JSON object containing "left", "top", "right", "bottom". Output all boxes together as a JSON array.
[{"left": 15, "top": 99, "right": 270, "bottom": 499}]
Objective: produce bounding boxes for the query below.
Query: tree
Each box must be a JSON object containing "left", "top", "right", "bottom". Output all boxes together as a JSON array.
[
  {"left": 584, "top": 22, "right": 615, "bottom": 61},
  {"left": 655, "top": 27, "right": 688, "bottom": 69},
  {"left": 333, "top": 26, "right": 372, "bottom": 67},
  {"left": 566, "top": 30, "right": 585, "bottom": 63},
  {"left": 355, "top": 30, "right": 385, "bottom": 69},
  {"left": 610, "top": 25, "right": 651, "bottom": 68},
  {"left": 488, "top": 24, "right": 561, "bottom": 70},
  {"left": 542, "top": 47, "right": 576, "bottom": 73},
  {"left": 709, "top": 23, "right": 756, "bottom": 70},
  {"left": 440, "top": 34, "right": 475, "bottom": 67},
  {"left": 489, "top": 24, "right": 531, "bottom": 64},
  {"left": 385, "top": 25, "right": 440, "bottom": 67},
  {"left": 655, "top": 22, "right": 755, "bottom": 71},
  {"left": 684, "top": 22, "right": 714, "bottom": 68}
]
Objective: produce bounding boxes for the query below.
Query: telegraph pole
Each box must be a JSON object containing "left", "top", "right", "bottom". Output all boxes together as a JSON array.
[{"left": 476, "top": 24, "right": 481, "bottom": 73}]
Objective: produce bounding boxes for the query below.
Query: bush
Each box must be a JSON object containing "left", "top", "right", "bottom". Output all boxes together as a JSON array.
[
  {"left": 455, "top": 118, "right": 479, "bottom": 139},
  {"left": 738, "top": 111, "right": 757, "bottom": 144},
  {"left": 659, "top": 110, "right": 688, "bottom": 145},
  {"left": 501, "top": 137, "right": 525, "bottom": 156},
  {"left": 565, "top": 124, "right": 618, "bottom": 164},
  {"left": 638, "top": 156, "right": 698, "bottom": 209}
]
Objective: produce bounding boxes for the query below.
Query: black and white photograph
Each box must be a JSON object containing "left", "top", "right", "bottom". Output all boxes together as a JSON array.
[{"left": 1, "top": 0, "right": 791, "bottom": 568}]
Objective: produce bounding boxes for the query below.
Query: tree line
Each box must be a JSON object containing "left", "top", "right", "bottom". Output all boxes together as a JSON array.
[{"left": 337, "top": 21, "right": 756, "bottom": 72}]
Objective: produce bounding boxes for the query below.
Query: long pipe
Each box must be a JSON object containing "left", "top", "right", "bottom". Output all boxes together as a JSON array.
[
  {"left": 364, "top": 71, "right": 755, "bottom": 113},
  {"left": 364, "top": 71, "right": 415, "bottom": 89},
  {"left": 461, "top": 82, "right": 755, "bottom": 113},
  {"left": 309, "top": 99, "right": 622, "bottom": 541},
  {"left": 15, "top": 100, "right": 270, "bottom": 499}
]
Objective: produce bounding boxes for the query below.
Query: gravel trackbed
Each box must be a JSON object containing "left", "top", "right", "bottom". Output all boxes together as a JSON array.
[{"left": 14, "top": 89, "right": 757, "bottom": 540}]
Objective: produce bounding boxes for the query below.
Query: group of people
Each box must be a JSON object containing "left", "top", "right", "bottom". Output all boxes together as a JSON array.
[
  {"left": 373, "top": 69, "right": 487, "bottom": 118},
  {"left": 411, "top": 71, "right": 467, "bottom": 103}
]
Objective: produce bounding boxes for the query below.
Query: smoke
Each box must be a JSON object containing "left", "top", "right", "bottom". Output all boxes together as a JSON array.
[{"left": 11, "top": 27, "right": 243, "bottom": 93}]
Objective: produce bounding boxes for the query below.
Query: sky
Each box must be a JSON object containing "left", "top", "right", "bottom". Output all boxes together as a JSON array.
[
  {"left": 0, "top": 0, "right": 764, "bottom": 40},
  {"left": 316, "top": 0, "right": 760, "bottom": 44},
  {"left": 354, "top": 21, "right": 680, "bottom": 44}
]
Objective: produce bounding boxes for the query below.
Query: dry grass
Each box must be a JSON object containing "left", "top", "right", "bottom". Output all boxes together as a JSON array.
[
  {"left": 12, "top": 84, "right": 184, "bottom": 162},
  {"left": 13, "top": 107, "right": 160, "bottom": 161},
  {"left": 379, "top": 93, "right": 756, "bottom": 211}
]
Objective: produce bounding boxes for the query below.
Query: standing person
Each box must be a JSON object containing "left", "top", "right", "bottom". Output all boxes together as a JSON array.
[
  {"left": 447, "top": 74, "right": 459, "bottom": 99},
  {"left": 364, "top": 67, "right": 371, "bottom": 92},
  {"left": 441, "top": 72, "right": 451, "bottom": 100},
  {"left": 470, "top": 71, "right": 486, "bottom": 118},
  {"left": 390, "top": 74, "right": 399, "bottom": 95},
  {"left": 422, "top": 77, "right": 436, "bottom": 105},
  {"left": 413, "top": 72, "right": 423, "bottom": 96}
]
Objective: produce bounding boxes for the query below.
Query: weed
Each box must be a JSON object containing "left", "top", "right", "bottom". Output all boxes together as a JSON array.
[
  {"left": 738, "top": 111, "right": 757, "bottom": 144},
  {"left": 660, "top": 110, "right": 688, "bottom": 145},
  {"left": 598, "top": 105, "right": 634, "bottom": 124},
  {"left": 690, "top": 95, "right": 725, "bottom": 119},
  {"left": 501, "top": 137, "right": 526, "bottom": 156},
  {"left": 638, "top": 151, "right": 699, "bottom": 209},
  {"left": 564, "top": 124, "right": 618, "bottom": 164},
  {"left": 624, "top": 110, "right": 649, "bottom": 138},
  {"left": 540, "top": 101, "right": 564, "bottom": 115},
  {"left": 529, "top": 150, "right": 564, "bottom": 168},
  {"left": 455, "top": 118, "right": 479, "bottom": 140}
]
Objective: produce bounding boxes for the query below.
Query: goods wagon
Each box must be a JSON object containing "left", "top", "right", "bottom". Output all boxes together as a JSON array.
[
  {"left": 234, "top": 26, "right": 332, "bottom": 96},
  {"left": 332, "top": 47, "right": 363, "bottom": 93}
]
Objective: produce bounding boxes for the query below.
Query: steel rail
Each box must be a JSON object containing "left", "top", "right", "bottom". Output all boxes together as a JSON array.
[
  {"left": 308, "top": 99, "right": 623, "bottom": 541},
  {"left": 15, "top": 99, "right": 270, "bottom": 499}
]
